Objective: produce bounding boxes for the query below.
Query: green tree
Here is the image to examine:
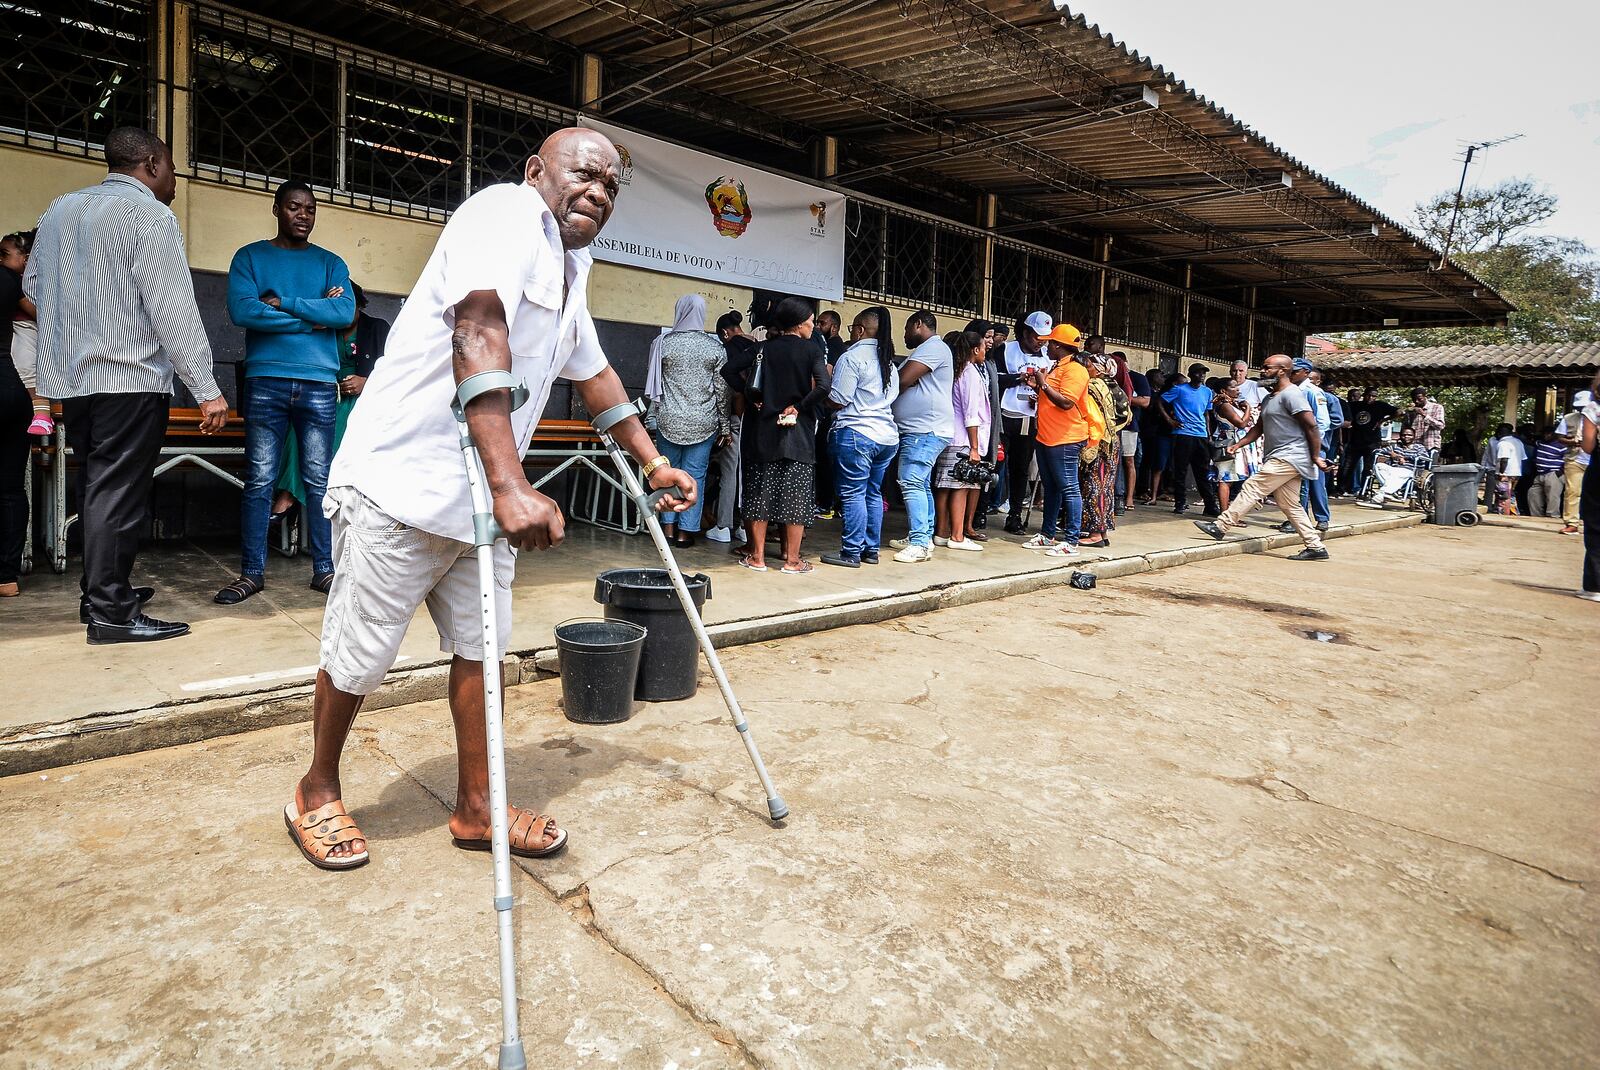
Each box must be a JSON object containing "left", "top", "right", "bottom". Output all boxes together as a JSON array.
[
  {"left": 1333, "top": 180, "right": 1598, "bottom": 445},
  {"left": 1345, "top": 179, "right": 1600, "bottom": 348}
]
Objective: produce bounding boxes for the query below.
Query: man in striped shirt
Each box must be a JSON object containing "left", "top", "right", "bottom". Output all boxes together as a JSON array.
[{"left": 24, "top": 127, "right": 227, "bottom": 644}]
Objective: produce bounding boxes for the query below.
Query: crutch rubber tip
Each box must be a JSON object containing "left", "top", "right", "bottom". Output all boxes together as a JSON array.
[
  {"left": 767, "top": 796, "right": 790, "bottom": 822},
  {"left": 499, "top": 1041, "right": 528, "bottom": 1070}
]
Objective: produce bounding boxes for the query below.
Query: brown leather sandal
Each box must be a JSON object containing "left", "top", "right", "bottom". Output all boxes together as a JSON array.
[
  {"left": 284, "top": 797, "right": 370, "bottom": 870},
  {"left": 453, "top": 808, "right": 568, "bottom": 858}
]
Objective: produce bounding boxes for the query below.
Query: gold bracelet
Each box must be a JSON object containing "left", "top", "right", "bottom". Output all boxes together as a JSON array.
[{"left": 641, "top": 455, "right": 670, "bottom": 480}]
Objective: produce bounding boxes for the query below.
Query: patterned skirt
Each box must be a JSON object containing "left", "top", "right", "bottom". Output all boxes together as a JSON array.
[
  {"left": 745, "top": 459, "right": 816, "bottom": 526},
  {"left": 1080, "top": 437, "right": 1120, "bottom": 535}
]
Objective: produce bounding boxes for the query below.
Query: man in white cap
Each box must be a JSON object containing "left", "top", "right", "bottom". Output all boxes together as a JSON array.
[
  {"left": 1555, "top": 390, "right": 1593, "bottom": 535},
  {"left": 997, "top": 310, "right": 1053, "bottom": 534}
]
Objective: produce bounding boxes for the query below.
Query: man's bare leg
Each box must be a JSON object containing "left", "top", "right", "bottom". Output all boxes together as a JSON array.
[
  {"left": 295, "top": 669, "right": 367, "bottom": 859},
  {"left": 444, "top": 655, "right": 561, "bottom": 848}
]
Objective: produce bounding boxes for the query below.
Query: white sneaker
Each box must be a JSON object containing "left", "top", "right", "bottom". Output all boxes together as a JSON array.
[
  {"left": 1577, "top": 591, "right": 1600, "bottom": 602},
  {"left": 933, "top": 536, "right": 950, "bottom": 547},
  {"left": 1044, "top": 542, "right": 1079, "bottom": 557},
  {"left": 889, "top": 538, "right": 911, "bottom": 550},
  {"left": 1022, "top": 534, "right": 1055, "bottom": 549},
  {"left": 893, "top": 544, "right": 932, "bottom": 563},
  {"left": 704, "top": 526, "right": 732, "bottom": 543},
  {"left": 945, "top": 538, "right": 983, "bottom": 552}
]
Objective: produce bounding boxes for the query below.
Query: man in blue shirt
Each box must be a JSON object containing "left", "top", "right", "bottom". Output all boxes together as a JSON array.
[
  {"left": 1158, "top": 362, "right": 1218, "bottom": 516},
  {"left": 216, "top": 181, "right": 354, "bottom": 605},
  {"left": 1283, "top": 363, "right": 1332, "bottom": 530}
]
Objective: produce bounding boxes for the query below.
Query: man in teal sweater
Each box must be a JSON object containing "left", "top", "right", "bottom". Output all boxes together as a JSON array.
[{"left": 216, "top": 181, "right": 354, "bottom": 605}]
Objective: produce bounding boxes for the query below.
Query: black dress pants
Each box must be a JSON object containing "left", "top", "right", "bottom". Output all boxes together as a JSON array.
[
  {"left": 0, "top": 373, "right": 29, "bottom": 584},
  {"left": 1002, "top": 414, "right": 1034, "bottom": 523},
  {"left": 63, "top": 392, "right": 169, "bottom": 624},
  {"left": 1170, "top": 433, "right": 1218, "bottom": 514}
]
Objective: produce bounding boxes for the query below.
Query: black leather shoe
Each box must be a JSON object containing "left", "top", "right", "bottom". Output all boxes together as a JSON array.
[
  {"left": 86, "top": 612, "right": 191, "bottom": 645},
  {"left": 80, "top": 586, "right": 155, "bottom": 624},
  {"left": 1288, "top": 547, "right": 1330, "bottom": 562}
]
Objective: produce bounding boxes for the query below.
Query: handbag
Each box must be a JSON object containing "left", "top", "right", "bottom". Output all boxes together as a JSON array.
[{"left": 951, "top": 454, "right": 995, "bottom": 487}]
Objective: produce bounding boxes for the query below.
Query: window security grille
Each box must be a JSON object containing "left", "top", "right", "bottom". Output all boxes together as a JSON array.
[{"left": 0, "top": 0, "right": 152, "bottom": 156}]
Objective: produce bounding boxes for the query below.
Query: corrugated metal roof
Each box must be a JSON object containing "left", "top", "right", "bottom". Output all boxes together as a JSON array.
[
  {"left": 453, "top": 0, "right": 1512, "bottom": 331},
  {"left": 1318, "top": 342, "right": 1600, "bottom": 378}
]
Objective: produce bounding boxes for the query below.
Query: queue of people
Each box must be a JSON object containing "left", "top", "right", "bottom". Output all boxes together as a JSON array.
[{"left": 6, "top": 126, "right": 1599, "bottom": 628}]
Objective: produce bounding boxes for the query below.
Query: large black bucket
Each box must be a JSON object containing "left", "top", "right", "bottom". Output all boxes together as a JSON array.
[
  {"left": 554, "top": 618, "right": 647, "bottom": 724},
  {"left": 594, "top": 568, "right": 711, "bottom": 701}
]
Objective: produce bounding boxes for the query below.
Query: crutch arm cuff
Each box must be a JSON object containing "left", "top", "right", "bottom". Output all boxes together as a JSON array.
[
  {"left": 590, "top": 399, "right": 645, "bottom": 436},
  {"left": 452, "top": 370, "right": 530, "bottom": 421}
]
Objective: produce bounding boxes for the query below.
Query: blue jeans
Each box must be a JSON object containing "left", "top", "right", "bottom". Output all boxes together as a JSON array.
[
  {"left": 896, "top": 431, "right": 947, "bottom": 547},
  {"left": 1300, "top": 449, "right": 1331, "bottom": 523},
  {"left": 243, "top": 377, "right": 336, "bottom": 576},
  {"left": 659, "top": 432, "right": 718, "bottom": 532},
  {"left": 832, "top": 427, "right": 897, "bottom": 558},
  {"left": 1036, "top": 440, "right": 1083, "bottom": 543}
]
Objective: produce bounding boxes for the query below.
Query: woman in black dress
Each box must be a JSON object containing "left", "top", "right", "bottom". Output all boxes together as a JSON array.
[{"left": 741, "top": 297, "right": 831, "bottom": 574}]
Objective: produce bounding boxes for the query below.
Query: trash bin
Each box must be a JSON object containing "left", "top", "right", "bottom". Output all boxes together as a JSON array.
[
  {"left": 554, "top": 618, "right": 647, "bottom": 724},
  {"left": 1428, "top": 463, "right": 1483, "bottom": 526},
  {"left": 594, "top": 568, "right": 711, "bottom": 701}
]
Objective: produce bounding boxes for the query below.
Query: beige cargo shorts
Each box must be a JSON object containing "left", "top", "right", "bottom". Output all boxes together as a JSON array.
[{"left": 319, "top": 487, "right": 514, "bottom": 695}]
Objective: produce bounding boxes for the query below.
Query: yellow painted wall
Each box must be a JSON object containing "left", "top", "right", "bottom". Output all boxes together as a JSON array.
[
  {"left": 588, "top": 261, "right": 751, "bottom": 332},
  {"left": 7, "top": 146, "right": 105, "bottom": 231}
]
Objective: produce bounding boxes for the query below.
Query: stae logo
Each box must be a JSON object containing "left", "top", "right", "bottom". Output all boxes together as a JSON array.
[
  {"left": 808, "top": 201, "right": 826, "bottom": 236},
  {"left": 704, "top": 176, "right": 753, "bottom": 238},
  {"left": 613, "top": 142, "right": 634, "bottom": 186}
]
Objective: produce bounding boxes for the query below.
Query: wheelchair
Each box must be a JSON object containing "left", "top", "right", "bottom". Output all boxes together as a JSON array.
[{"left": 1357, "top": 448, "right": 1438, "bottom": 510}]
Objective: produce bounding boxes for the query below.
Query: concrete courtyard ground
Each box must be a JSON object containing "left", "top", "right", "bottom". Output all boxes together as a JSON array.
[{"left": 0, "top": 522, "right": 1594, "bottom": 1069}]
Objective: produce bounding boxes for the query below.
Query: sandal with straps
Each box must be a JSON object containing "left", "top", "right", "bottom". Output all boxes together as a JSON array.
[
  {"left": 214, "top": 575, "right": 264, "bottom": 605},
  {"left": 284, "top": 796, "right": 369, "bottom": 871},
  {"left": 453, "top": 807, "right": 568, "bottom": 859}
]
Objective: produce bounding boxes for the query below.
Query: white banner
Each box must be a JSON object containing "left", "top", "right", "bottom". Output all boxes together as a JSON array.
[{"left": 582, "top": 118, "right": 846, "bottom": 300}]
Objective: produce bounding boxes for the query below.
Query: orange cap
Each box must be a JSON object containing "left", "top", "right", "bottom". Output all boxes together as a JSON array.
[{"left": 1043, "top": 323, "right": 1083, "bottom": 348}]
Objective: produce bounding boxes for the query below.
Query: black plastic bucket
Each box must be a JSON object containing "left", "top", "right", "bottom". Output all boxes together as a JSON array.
[
  {"left": 554, "top": 618, "right": 647, "bottom": 724},
  {"left": 594, "top": 568, "right": 711, "bottom": 701}
]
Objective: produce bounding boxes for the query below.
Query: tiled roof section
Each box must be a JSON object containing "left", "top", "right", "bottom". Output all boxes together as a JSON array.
[{"left": 1317, "top": 342, "right": 1600, "bottom": 374}]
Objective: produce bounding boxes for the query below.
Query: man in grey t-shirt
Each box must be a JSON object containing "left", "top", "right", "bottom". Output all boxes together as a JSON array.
[
  {"left": 889, "top": 309, "right": 953, "bottom": 561},
  {"left": 1192, "top": 352, "right": 1329, "bottom": 558}
]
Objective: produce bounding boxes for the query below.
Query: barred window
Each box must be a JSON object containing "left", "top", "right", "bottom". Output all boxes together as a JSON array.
[
  {"left": 470, "top": 97, "right": 556, "bottom": 190},
  {"left": 885, "top": 212, "right": 934, "bottom": 305},
  {"left": 845, "top": 201, "right": 885, "bottom": 293},
  {"left": 1104, "top": 274, "right": 1182, "bottom": 353},
  {"left": 188, "top": 4, "right": 565, "bottom": 219},
  {"left": 1255, "top": 319, "right": 1302, "bottom": 362},
  {"left": 191, "top": 19, "right": 339, "bottom": 191},
  {"left": 846, "top": 202, "right": 982, "bottom": 316},
  {"left": 989, "top": 245, "right": 1028, "bottom": 324},
  {"left": 344, "top": 66, "right": 465, "bottom": 215},
  {"left": 0, "top": 0, "right": 151, "bottom": 156},
  {"left": 934, "top": 231, "right": 979, "bottom": 314}
]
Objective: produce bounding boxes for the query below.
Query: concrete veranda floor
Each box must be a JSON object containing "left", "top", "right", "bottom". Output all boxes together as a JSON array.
[
  {"left": 3, "top": 497, "right": 1401, "bottom": 729},
  {"left": 0, "top": 522, "right": 1594, "bottom": 1069}
]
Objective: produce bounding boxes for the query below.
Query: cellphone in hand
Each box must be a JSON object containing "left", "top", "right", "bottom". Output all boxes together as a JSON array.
[{"left": 777, "top": 412, "right": 799, "bottom": 427}]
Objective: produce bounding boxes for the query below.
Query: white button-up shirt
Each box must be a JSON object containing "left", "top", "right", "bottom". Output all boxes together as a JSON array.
[{"left": 330, "top": 182, "right": 609, "bottom": 542}]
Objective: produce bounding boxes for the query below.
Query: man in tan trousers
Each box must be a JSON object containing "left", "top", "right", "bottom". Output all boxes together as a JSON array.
[
  {"left": 1557, "top": 390, "right": 1592, "bottom": 535},
  {"left": 1191, "top": 353, "right": 1330, "bottom": 561}
]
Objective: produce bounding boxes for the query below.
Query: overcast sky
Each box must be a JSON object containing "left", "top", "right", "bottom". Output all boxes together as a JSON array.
[{"left": 1070, "top": 1, "right": 1600, "bottom": 253}]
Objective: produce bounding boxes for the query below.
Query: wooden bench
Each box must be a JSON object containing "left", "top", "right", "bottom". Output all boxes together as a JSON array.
[{"left": 31, "top": 408, "right": 642, "bottom": 573}]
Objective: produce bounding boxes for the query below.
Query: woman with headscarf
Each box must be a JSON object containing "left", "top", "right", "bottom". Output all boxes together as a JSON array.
[
  {"left": 646, "top": 293, "right": 728, "bottom": 548},
  {"left": 741, "top": 297, "right": 830, "bottom": 573},
  {"left": 1077, "top": 355, "right": 1125, "bottom": 549}
]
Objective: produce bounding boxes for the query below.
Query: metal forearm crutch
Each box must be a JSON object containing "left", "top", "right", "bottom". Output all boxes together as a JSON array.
[
  {"left": 452, "top": 369, "right": 532, "bottom": 1070},
  {"left": 589, "top": 398, "right": 789, "bottom": 824}
]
